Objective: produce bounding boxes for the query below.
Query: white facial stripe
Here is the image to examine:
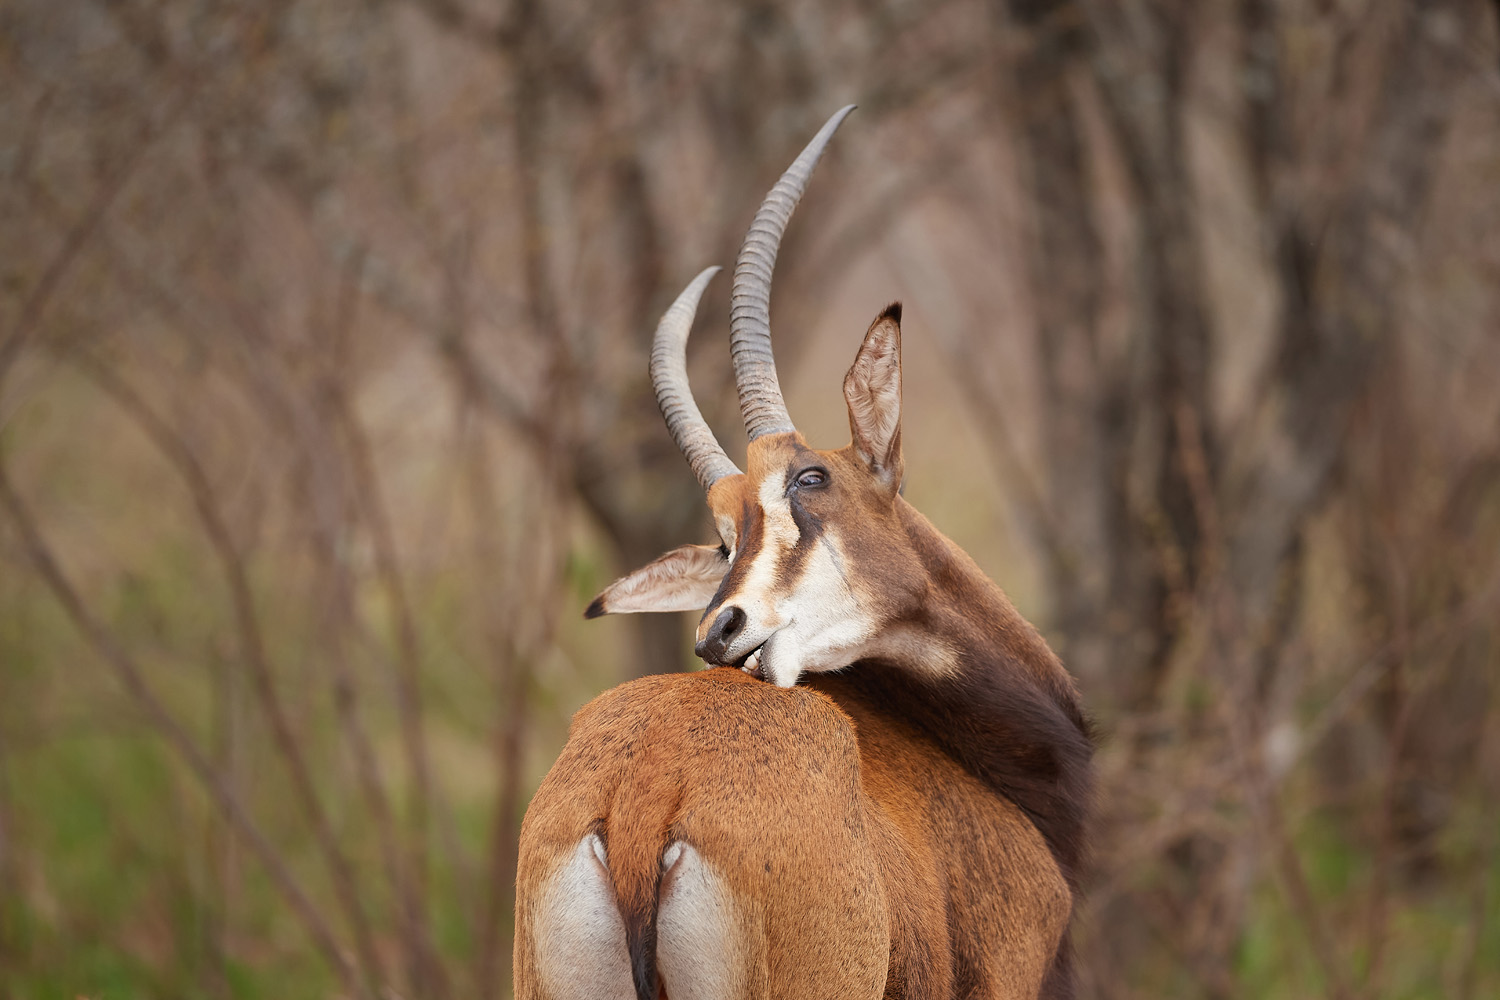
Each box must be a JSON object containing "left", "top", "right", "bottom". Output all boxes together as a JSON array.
[
  {"left": 758, "top": 532, "right": 879, "bottom": 687},
  {"left": 718, "top": 477, "right": 799, "bottom": 650},
  {"left": 758, "top": 472, "right": 799, "bottom": 552}
]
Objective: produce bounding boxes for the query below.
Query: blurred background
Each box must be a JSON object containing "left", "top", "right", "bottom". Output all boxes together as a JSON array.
[{"left": 2, "top": 0, "right": 1499, "bottom": 997}]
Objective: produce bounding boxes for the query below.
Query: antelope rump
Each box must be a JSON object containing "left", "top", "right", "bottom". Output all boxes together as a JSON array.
[{"left": 514, "top": 107, "right": 1094, "bottom": 1000}]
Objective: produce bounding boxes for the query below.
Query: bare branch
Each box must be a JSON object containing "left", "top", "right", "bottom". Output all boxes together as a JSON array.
[
  {"left": 64, "top": 352, "right": 388, "bottom": 998},
  {"left": 0, "top": 453, "right": 357, "bottom": 994}
]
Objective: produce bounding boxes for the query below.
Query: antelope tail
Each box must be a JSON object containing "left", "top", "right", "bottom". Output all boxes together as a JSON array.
[{"left": 607, "top": 771, "right": 681, "bottom": 1000}]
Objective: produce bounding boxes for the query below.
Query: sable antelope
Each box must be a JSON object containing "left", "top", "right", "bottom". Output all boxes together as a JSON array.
[{"left": 514, "top": 107, "right": 1093, "bottom": 1000}]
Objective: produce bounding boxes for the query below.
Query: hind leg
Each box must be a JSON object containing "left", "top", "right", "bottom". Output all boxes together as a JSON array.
[{"left": 519, "top": 834, "right": 634, "bottom": 1000}]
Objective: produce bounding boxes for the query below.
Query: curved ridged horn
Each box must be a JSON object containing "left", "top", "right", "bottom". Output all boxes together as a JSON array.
[
  {"left": 731, "top": 104, "right": 856, "bottom": 440},
  {"left": 652, "top": 266, "right": 742, "bottom": 490}
]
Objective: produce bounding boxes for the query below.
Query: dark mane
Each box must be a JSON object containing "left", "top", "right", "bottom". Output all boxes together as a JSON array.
[{"left": 832, "top": 651, "right": 1095, "bottom": 891}]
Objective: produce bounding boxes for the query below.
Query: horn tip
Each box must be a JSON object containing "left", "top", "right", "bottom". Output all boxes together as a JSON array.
[{"left": 822, "top": 104, "right": 857, "bottom": 135}]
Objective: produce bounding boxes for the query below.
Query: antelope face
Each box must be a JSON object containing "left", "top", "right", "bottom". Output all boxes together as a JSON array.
[
  {"left": 587, "top": 106, "right": 929, "bottom": 687},
  {"left": 591, "top": 303, "right": 915, "bottom": 688},
  {"left": 696, "top": 435, "right": 888, "bottom": 686},
  {"left": 695, "top": 317, "right": 919, "bottom": 688}
]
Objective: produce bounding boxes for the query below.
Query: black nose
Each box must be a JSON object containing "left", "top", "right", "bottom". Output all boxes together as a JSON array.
[{"left": 696, "top": 606, "right": 745, "bottom": 664}]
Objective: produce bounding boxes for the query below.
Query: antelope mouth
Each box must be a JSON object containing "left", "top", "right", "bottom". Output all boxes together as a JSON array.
[{"left": 734, "top": 642, "right": 768, "bottom": 679}]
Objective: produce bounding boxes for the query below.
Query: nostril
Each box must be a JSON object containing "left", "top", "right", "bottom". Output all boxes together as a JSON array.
[
  {"left": 696, "top": 606, "right": 746, "bottom": 664},
  {"left": 718, "top": 606, "right": 744, "bottom": 641}
]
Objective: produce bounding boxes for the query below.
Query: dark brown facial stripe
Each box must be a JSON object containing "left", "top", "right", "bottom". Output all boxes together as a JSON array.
[
  {"left": 701, "top": 444, "right": 834, "bottom": 623},
  {"left": 774, "top": 445, "right": 829, "bottom": 586},
  {"left": 777, "top": 491, "right": 824, "bottom": 590},
  {"left": 702, "top": 497, "right": 765, "bottom": 619}
]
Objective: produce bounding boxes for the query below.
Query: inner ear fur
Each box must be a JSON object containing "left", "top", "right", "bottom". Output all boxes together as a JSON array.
[
  {"left": 843, "top": 303, "right": 904, "bottom": 488},
  {"left": 585, "top": 544, "right": 728, "bottom": 618}
]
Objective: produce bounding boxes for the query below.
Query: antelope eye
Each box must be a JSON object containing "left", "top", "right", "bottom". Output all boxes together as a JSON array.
[{"left": 794, "top": 468, "right": 828, "bottom": 490}]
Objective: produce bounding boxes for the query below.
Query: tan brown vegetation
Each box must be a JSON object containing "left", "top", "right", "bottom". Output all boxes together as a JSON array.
[{"left": 2, "top": 0, "right": 1498, "bottom": 998}]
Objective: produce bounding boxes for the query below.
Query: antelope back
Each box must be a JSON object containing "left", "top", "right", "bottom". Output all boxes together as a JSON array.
[
  {"left": 514, "top": 669, "right": 889, "bottom": 999},
  {"left": 513, "top": 668, "right": 1072, "bottom": 1000}
]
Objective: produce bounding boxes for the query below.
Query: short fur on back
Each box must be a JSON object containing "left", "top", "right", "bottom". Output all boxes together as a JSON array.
[{"left": 514, "top": 669, "right": 1072, "bottom": 1000}]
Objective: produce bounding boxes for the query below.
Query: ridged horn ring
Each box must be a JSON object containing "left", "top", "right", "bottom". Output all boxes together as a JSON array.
[
  {"left": 730, "top": 104, "right": 856, "bottom": 440},
  {"left": 651, "top": 266, "right": 742, "bottom": 490}
]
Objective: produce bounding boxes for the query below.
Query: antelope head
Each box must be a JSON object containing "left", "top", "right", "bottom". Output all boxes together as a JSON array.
[{"left": 588, "top": 106, "right": 941, "bottom": 689}]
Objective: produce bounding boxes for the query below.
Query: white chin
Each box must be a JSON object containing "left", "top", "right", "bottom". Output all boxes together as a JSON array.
[{"left": 761, "top": 645, "right": 803, "bottom": 689}]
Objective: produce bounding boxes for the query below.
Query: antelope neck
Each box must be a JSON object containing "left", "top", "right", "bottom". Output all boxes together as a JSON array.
[{"left": 809, "top": 502, "right": 1094, "bottom": 890}]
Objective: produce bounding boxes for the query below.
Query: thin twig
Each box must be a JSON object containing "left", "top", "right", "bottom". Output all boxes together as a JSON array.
[
  {"left": 467, "top": 412, "right": 554, "bottom": 1000},
  {"left": 1456, "top": 652, "right": 1500, "bottom": 1000},
  {"left": 0, "top": 82, "right": 195, "bottom": 410},
  {"left": 66, "top": 353, "right": 387, "bottom": 998},
  {"left": 0, "top": 704, "right": 16, "bottom": 1000},
  {"left": 0, "top": 453, "right": 358, "bottom": 993},
  {"left": 1363, "top": 532, "right": 1415, "bottom": 997},
  {"left": 1209, "top": 565, "right": 1356, "bottom": 1000},
  {"left": 326, "top": 251, "right": 449, "bottom": 1000}
]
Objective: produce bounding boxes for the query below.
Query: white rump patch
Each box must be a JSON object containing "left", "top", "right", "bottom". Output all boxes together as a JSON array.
[
  {"left": 657, "top": 842, "right": 746, "bottom": 1000},
  {"left": 532, "top": 834, "right": 633, "bottom": 999}
]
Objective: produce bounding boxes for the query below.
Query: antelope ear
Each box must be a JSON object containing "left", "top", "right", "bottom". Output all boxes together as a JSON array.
[
  {"left": 585, "top": 544, "right": 728, "bottom": 617},
  {"left": 843, "top": 303, "right": 904, "bottom": 489}
]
